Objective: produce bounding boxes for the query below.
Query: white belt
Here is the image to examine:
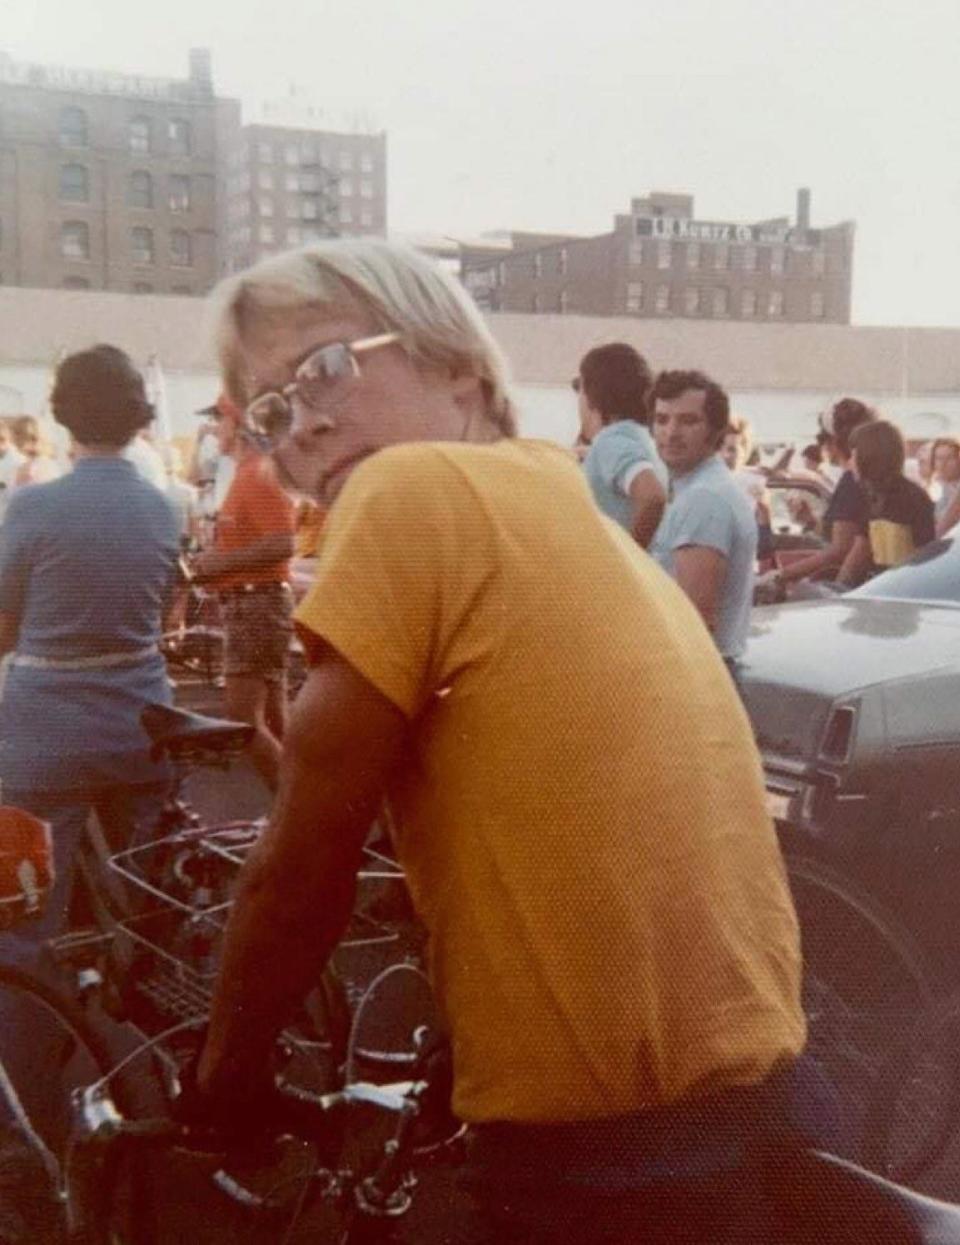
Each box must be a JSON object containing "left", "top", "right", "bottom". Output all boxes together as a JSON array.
[{"left": 11, "top": 644, "right": 159, "bottom": 671}]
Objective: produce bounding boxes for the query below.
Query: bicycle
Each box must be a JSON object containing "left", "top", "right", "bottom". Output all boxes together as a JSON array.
[{"left": 0, "top": 704, "right": 429, "bottom": 1237}]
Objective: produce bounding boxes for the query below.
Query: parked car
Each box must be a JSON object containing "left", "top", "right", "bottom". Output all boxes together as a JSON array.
[
  {"left": 763, "top": 471, "right": 833, "bottom": 560},
  {"left": 740, "top": 531, "right": 960, "bottom": 981}
]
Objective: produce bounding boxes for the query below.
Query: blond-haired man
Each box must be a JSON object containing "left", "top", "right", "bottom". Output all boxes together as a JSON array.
[{"left": 191, "top": 240, "right": 812, "bottom": 1242}]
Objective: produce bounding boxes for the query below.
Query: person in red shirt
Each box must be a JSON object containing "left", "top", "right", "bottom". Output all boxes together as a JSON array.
[{"left": 192, "top": 400, "right": 295, "bottom": 789}]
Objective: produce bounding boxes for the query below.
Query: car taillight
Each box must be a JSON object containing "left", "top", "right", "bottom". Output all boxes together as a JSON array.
[{"left": 820, "top": 705, "right": 857, "bottom": 764}]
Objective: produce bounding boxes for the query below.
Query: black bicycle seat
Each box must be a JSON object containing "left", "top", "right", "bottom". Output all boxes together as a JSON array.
[
  {"left": 775, "top": 1150, "right": 960, "bottom": 1243},
  {"left": 141, "top": 703, "right": 254, "bottom": 761}
]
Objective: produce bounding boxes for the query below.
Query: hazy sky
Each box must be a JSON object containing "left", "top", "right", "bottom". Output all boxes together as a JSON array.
[{"left": 5, "top": 0, "right": 960, "bottom": 326}]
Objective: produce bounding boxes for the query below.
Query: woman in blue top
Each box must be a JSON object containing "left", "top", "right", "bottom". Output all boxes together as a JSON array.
[
  {"left": 575, "top": 343, "right": 667, "bottom": 548},
  {"left": 0, "top": 345, "right": 180, "bottom": 943}
]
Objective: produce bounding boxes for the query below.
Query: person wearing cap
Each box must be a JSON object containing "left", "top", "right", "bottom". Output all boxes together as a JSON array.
[
  {"left": 190, "top": 401, "right": 295, "bottom": 791},
  {"left": 756, "top": 397, "right": 876, "bottom": 598},
  {"left": 182, "top": 240, "right": 817, "bottom": 1243}
]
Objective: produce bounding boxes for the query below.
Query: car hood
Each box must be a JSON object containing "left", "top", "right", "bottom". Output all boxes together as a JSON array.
[{"left": 742, "top": 598, "right": 960, "bottom": 699}]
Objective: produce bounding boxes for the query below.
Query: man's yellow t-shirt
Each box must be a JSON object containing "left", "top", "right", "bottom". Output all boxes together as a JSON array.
[{"left": 296, "top": 439, "right": 805, "bottom": 1125}]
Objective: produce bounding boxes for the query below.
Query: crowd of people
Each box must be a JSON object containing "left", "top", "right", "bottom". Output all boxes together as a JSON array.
[{"left": 0, "top": 236, "right": 954, "bottom": 1241}]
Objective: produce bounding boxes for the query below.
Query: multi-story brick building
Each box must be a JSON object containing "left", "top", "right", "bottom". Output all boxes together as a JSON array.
[
  {"left": 0, "top": 48, "right": 240, "bottom": 296},
  {"left": 461, "top": 190, "right": 854, "bottom": 324},
  {"left": 225, "top": 122, "right": 387, "bottom": 272}
]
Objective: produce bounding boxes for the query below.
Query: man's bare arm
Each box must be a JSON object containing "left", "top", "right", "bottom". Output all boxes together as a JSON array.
[
  {"left": 627, "top": 470, "right": 666, "bottom": 549},
  {"left": 198, "top": 646, "right": 410, "bottom": 1091},
  {"left": 192, "top": 533, "right": 295, "bottom": 582},
  {"left": 778, "top": 519, "right": 859, "bottom": 584},
  {"left": 672, "top": 545, "right": 727, "bottom": 633}
]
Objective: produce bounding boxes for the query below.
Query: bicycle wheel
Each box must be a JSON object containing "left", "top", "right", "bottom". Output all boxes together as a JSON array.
[
  {"left": 784, "top": 855, "right": 937, "bottom": 1175},
  {"left": 0, "top": 962, "right": 132, "bottom": 1242}
]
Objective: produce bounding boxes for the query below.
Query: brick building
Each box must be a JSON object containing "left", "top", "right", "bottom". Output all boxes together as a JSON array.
[
  {"left": 0, "top": 48, "right": 240, "bottom": 296},
  {"left": 225, "top": 122, "right": 387, "bottom": 272},
  {"left": 461, "top": 190, "right": 854, "bottom": 325}
]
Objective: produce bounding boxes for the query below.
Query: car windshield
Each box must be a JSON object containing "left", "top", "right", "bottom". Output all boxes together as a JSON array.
[{"left": 851, "top": 532, "right": 960, "bottom": 605}]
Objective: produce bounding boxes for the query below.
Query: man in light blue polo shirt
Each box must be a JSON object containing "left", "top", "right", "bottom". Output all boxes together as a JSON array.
[
  {"left": 576, "top": 343, "right": 667, "bottom": 548},
  {"left": 650, "top": 370, "right": 756, "bottom": 663}
]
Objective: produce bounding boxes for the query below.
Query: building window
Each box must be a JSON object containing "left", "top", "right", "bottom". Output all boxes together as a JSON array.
[
  {"left": 558, "top": 247, "right": 568, "bottom": 276},
  {"left": 59, "top": 106, "right": 88, "bottom": 147},
  {"left": 360, "top": 209, "right": 374, "bottom": 227},
  {"left": 559, "top": 290, "right": 569, "bottom": 314},
  {"left": 360, "top": 152, "right": 374, "bottom": 173},
  {"left": 714, "top": 244, "right": 729, "bottom": 270},
  {"left": 770, "top": 246, "right": 786, "bottom": 275},
  {"left": 741, "top": 289, "right": 757, "bottom": 317},
  {"left": 497, "top": 261, "right": 506, "bottom": 286},
  {"left": 360, "top": 180, "right": 374, "bottom": 199},
  {"left": 768, "top": 289, "right": 785, "bottom": 317},
  {"left": 686, "top": 242, "right": 700, "bottom": 270},
  {"left": 684, "top": 287, "right": 700, "bottom": 315},
  {"left": 129, "top": 170, "right": 153, "bottom": 209},
  {"left": 258, "top": 169, "right": 274, "bottom": 190},
  {"left": 129, "top": 116, "right": 152, "bottom": 155},
  {"left": 302, "top": 200, "right": 317, "bottom": 221},
  {"left": 626, "top": 282, "right": 643, "bottom": 313},
  {"left": 168, "top": 119, "right": 191, "bottom": 155},
  {"left": 339, "top": 178, "right": 354, "bottom": 198},
  {"left": 259, "top": 197, "right": 274, "bottom": 217},
  {"left": 171, "top": 230, "right": 192, "bottom": 267},
  {"left": 287, "top": 225, "right": 301, "bottom": 245},
  {"left": 259, "top": 142, "right": 273, "bottom": 163},
  {"left": 712, "top": 287, "right": 729, "bottom": 317},
  {"left": 654, "top": 284, "right": 670, "bottom": 313},
  {"left": 812, "top": 249, "right": 826, "bottom": 276},
  {"left": 811, "top": 290, "right": 825, "bottom": 319},
  {"left": 657, "top": 241, "right": 672, "bottom": 269},
  {"left": 285, "top": 172, "right": 300, "bottom": 193},
  {"left": 629, "top": 241, "right": 644, "bottom": 266},
  {"left": 533, "top": 253, "right": 542, "bottom": 278},
  {"left": 63, "top": 276, "right": 90, "bottom": 289},
  {"left": 131, "top": 226, "right": 154, "bottom": 265},
  {"left": 133, "top": 282, "right": 153, "bottom": 294},
  {"left": 259, "top": 223, "right": 274, "bottom": 244},
  {"left": 339, "top": 150, "right": 353, "bottom": 170},
  {"left": 300, "top": 140, "right": 317, "bottom": 163},
  {"left": 61, "top": 221, "right": 90, "bottom": 260},
  {"left": 340, "top": 205, "right": 353, "bottom": 224},
  {"left": 285, "top": 143, "right": 299, "bottom": 166},
  {"left": 168, "top": 175, "right": 191, "bottom": 213},
  {"left": 59, "top": 164, "right": 89, "bottom": 203},
  {"left": 741, "top": 244, "right": 757, "bottom": 271},
  {"left": 300, "top": 172, "right": 320, "bottom": 192}
]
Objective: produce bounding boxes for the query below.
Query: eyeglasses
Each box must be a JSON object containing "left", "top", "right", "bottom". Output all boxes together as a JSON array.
[
  {"left": 570, "top": 376, "right": 582, "bottom": 394},
  {"left": 245, "top": 332, "right": 400, "bottom": 438}
]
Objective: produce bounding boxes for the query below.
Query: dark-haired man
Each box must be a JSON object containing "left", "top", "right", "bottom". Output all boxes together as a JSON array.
[
  {"left": 651, "top": 370, "right": 757, "bottom": 664},
  {"left": 576, "top": 343, "right": 666, "bottom": 546}
]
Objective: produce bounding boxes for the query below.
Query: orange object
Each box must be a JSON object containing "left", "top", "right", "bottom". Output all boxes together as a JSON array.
[
  {"left": 211, "top": 453, "right": 295, "bottom": 590},
  {"left": 0, "top": 806, "right": 53, "bottom": 928}
]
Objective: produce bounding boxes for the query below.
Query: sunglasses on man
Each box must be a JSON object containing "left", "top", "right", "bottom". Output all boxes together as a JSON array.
[{"left": 245, "top": 332, "right": 400, "bottom": 439}]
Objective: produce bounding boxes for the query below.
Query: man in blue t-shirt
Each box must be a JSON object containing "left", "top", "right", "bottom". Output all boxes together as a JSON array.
[
  {"left": 576, "top": 343, "right": 667, "bottom": 547},
  {"left": 650, "top": 370, "right": 757, "bottom": 663}
]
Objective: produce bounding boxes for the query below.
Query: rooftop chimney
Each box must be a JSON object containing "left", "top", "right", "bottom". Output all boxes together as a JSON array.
[
  {"left": 796, "top": 187, "right": 811, "bottom": 234},
  {"left": 189, "top": 48, "right": 212, "bottom": 94}
]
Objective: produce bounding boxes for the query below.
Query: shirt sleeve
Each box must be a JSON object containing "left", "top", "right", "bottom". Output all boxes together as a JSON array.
[
  {"left": 0, "top": 492, "right": 37, "bottom": 619},
  {"left": 591, "top": 430, "right": 655, "bottom": 499},
  {"left": 661, "top": 488, "right": 736, "bottom": 558},
  {"left": 294, "top": 449, "right": 454, "bottom": 718},
  {"left": 825, "top": 472, "right": 868, "bottom": 531}
]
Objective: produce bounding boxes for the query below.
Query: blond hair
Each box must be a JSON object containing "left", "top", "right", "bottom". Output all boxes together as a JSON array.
[{"left": 210, "top": 239, "right": 517, "bottom": 436}]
